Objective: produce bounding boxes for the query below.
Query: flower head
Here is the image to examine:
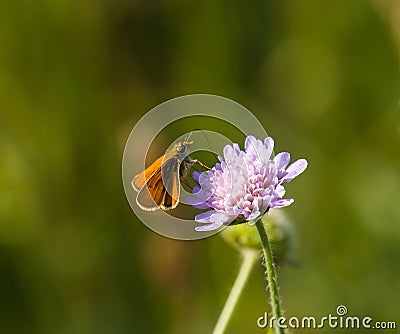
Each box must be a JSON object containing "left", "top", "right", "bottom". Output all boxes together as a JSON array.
[{"left": 188, "top": 135, "right": 308, "bottom": 231}]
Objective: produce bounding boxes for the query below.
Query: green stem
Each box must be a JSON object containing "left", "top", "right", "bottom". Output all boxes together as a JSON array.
[
  {"left": 255, "top": 218, "right": 284, "bottom": 334},
  {"left": 212, "top": 250, "right": 257, "bottom": 334}
]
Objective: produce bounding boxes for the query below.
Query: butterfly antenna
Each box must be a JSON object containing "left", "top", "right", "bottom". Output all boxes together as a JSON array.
[
  {"left": 184, "top": 130, "right": 194, "bottom": 145},
  {"left": 191, "top": 128, "right": 212, "bottom": 151},
  {"left": 188, "top": 128, "right": 213, "bottom": 170}
]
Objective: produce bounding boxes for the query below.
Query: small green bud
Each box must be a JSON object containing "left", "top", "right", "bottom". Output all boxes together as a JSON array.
[{"left": 220, "top": 210, "right": 296, "bottom": 263}]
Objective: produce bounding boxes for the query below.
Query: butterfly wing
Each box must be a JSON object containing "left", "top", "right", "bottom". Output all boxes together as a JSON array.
[
  {"left": 135, "top": 157, "right": 181, "bottom": 211},
  {"left": 136, "top": 167, "right": 166, "bottom": 211},
  {"left": 159, "top": 158, "right": 181, "bottom": 210},
  {"left": 132, "top": 155, "right": 164, "bottom": 192}
]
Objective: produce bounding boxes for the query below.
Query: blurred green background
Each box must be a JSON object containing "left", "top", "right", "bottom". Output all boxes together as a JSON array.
[{"left": 1, "top": 0, "right": 400, "bottom": 333}]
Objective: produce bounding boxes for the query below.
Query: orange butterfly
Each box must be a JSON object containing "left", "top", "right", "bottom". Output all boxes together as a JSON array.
[{"left": 132, "top": 136, "right": 208, "bottom": 211}]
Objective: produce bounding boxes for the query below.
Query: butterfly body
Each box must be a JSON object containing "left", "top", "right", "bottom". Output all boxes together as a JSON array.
[{"left": 132, "top": 140, "right": 200, "bottom": 211}]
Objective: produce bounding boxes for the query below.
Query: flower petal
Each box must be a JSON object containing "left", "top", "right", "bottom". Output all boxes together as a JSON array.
[
  {"left": 245, "top": 135, "right": 273, "bottom": 164},
  {"left": 232, "top": 143, "right": 241, "bottom": 153},
  {"left": 244, "top": 135, "right": 257, "bottom": 151},
  {"left": 264, "top": 137, "right": 274, "bottom": 158},
  {"left": 195, "top": 210, "right": 214, "bottom": 222},
  {"left": 195, "top": 212, "right": 234, "bottom": 231},
  {"left": 195, "top": 222, "right": 224, "bottom": 231},
  {"left": 270, "top": 198, "right": 294, "bottom": 208},
  {"left": 198, "top": 171, "right": 213, "bottom": 189},
  {"left": 274, "top": 184, "right": 286, "bottom": 197},
  {"left": 247, "top": 211, "right": 261, "bottom": 221},
  {"left": 283, "top": 159, "right": 308, "bottom": 182},
  {"left": 185, "top": 195, "right": 210, "bottom": 209},
  {"left": 192, "top": 171, "right": 201, "bottom": 183},
  {"left": 274, "top": 152, "right": 290, "bottom": 170},
  {"left": 223, "top": 144, "right": 240, "bottom": 165}
]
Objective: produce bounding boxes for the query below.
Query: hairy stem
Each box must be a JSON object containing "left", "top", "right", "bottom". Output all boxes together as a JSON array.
[{"left": 255, "top": 218, "right": 284, "bottom": 334}]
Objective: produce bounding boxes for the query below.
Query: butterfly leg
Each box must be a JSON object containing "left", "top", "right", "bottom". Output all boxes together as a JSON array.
[
  {"left": 180, "top": 177, "right": 195, "bottom": 192},
  {"left": 192, "top": 159, "right": 211, "bottom": 170}
]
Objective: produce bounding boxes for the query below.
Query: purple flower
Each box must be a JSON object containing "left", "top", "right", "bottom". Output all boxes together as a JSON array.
[{"left": 187, "top": 136, "right": 308, "bottom": 231}]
